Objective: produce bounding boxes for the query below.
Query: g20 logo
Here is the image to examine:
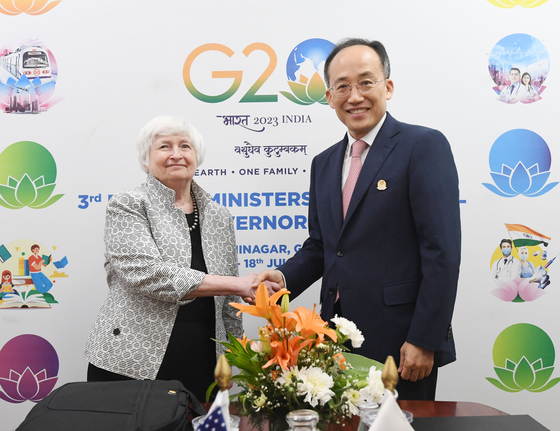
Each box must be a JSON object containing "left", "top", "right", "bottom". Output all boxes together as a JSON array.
[{"left": 183, "top": 39, "right": 335, "bottom": 105}]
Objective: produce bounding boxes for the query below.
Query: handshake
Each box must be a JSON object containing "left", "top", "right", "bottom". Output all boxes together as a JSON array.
[{"left": 240, "top": 270, "right": 285, "bottom": 304}]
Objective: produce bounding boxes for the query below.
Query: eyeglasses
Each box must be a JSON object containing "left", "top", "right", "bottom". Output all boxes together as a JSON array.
[{"left": 329, "top": 78, "right": 385, "bottom": 98}]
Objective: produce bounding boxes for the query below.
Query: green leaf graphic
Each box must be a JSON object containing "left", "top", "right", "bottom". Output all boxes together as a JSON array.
[
  {"left": 514, "top": 357, "right": 536, "bottom": 388},
  {"left": 15, "top": 174, "right": 37, "bottom": 206},
  {"left": 279, "top": 91, "right": 313, "bottom": 106},
  {"left": 529, "top": 367, "right": 554, "bottom": 390},
  {"left": 486, "top": 378, "right": 522, "bottom": 392},
  {"left": 31, "top": 184, "right": 56, "bottom": 207},
  {"left": 528, "top": 377, "right": 560, "bottom": 392},
  {"left": 30, "top": 193, "right": 64, "bottom": 209},
  {"left": 494, "top": 367, "right": 521, "bottom": 390},
  {"left": 0, "top": 185, "right": 23, "bottom": 208}
]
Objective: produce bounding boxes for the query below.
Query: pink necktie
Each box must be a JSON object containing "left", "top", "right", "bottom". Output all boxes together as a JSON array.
[{"left": 342, "top": 140, "right": 367, "bottom": 219}]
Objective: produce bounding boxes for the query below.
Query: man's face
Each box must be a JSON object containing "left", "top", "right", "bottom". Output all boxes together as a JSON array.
[
  {"left": 32, "top": 247, "right": 39, "bottom": 255},
  {"left": 509, "top": 70, "right": 520, "bottom": 85},
  {"left": 501, "top": 243, "right": 511, "bottom": 256},
  {"left": 326, "top": 45, "right": 394, "bottom": 140}
]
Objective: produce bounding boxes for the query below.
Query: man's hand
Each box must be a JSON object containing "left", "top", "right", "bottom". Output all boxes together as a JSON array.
[
  {"left": 398, "top": 342, "right": 434, "bottom": 382},
  {"left": 252, "top": 270, "right": 285, "bottom": 290},
  {"left": 241, "top": 271, "right": 284, "bottom": 304}
]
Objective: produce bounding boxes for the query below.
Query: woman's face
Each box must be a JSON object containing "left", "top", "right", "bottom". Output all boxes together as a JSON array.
[
  {"left": 523, "top": 74, "right": 531, "bottom": 85},
  {"left": 147, "top": 134, "right": 197, "bottom": 187},
  {"left": 519, "top": 248, "right": 528, "bottom": 261}
]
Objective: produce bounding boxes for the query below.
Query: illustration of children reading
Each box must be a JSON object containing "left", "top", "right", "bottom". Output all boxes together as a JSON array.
[
  {"left": 28, "top": 244, "right": 53, "bottom": 293},
  {"left": 1, "top": 270, "right": 19, "bottom": 299}
]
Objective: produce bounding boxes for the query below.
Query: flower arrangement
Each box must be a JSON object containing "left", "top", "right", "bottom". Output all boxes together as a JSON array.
[{"left": 216, "top": 283, "right": 384, "bottom": 428}]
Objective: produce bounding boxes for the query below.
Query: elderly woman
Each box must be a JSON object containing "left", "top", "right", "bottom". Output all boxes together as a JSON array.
[{"left": 84, "top": 116, "right": 256, "bottom": 399}]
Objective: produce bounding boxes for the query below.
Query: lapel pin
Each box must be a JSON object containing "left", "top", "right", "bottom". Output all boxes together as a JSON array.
[{"left": 377, "top": 180, "right": 387, "bottom": 191}]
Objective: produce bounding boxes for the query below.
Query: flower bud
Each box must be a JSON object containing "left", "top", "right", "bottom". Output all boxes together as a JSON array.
[{"left": 281, "top": 293, "right": 290, "bottom": 313}]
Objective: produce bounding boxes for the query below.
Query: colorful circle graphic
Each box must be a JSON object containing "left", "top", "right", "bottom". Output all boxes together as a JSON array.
[
  {"left": 488, "top": 33, "right": 549, "bottom": 104},
  {"left": 0, "top": 334, "right": 59, "bottom": 403}
]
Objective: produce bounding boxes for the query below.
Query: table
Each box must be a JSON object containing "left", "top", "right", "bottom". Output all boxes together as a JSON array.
[
  {"left": 218, "top": 401, "right": 510, "bottom": 431},
  {"left": 396, "top": 400, "right": 508, "bottom": 417}
]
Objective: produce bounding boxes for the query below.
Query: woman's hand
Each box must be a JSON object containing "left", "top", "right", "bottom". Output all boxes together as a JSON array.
[{"left": 238, "top": 273, "right": 282, "bottom": 304}]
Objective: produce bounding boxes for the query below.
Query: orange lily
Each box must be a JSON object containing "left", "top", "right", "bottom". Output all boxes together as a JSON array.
[
  {"left": 283, "top": 305, "right": 337, "bottom": 343},
  {"left": 230, "top": 283, "right": 290, "bottom": 327},
  {"left": 263, "top": 336, "right": 314, "bottom": 370},
  {"left": 334, "top": 353, "right": 346, "bottom": 370},
  {"left": 237, "top": 333, "right": 250, "bottom": 349}
]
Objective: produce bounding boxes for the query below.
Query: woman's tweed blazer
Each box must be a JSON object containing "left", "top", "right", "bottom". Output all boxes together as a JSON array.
[{"left": 84, "top": 174, "right": 243, "bottom": 380}]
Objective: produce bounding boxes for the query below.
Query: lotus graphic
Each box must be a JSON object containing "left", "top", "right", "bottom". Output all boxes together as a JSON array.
[
  {"left": 487, "top": 0, "right": 549, "bottom": 8},
  {"left": 0, "top": 0, "right": 61, "bottom": 15},
  {"left": 0, "top": 334, "right": 59, "bottom": 403},
  {"left": 0, "top": 74, "right": 61, "bottom": 114},
  {"left": 487, "top": 324, "right": 560, "bottom": 392},
  {"left": 491, "top": 276, "right": 546, "bottom": 302},
  {"left": 482, "top": 129, "right": 558, "bottom": 197},
  {"left": 0, "top": 141, "right": 64, "bottom": 209},
  {"left": 280, "top": 38, "right": 335, "bottom": 106}
]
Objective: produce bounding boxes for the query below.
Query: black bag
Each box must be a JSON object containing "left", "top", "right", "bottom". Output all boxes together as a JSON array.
[{"left": 16, "top": 380, "right": 207, "bottom": 431}]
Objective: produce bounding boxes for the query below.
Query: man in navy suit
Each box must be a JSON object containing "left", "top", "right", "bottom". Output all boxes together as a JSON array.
[{"left": 253, "top": 38, "right": 461, "bottom": 400}]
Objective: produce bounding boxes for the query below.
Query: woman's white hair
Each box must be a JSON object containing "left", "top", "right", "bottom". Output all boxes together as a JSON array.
[{"left": 136, "top": 116, "right": 206, "bottom": 173}]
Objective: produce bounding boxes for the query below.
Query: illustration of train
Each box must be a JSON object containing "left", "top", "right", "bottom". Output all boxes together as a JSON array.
[{"left": 1, "top": 46, "right": 51, "bottom": 82}]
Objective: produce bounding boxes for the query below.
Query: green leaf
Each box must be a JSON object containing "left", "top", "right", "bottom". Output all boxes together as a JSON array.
[
  {"left": 344, "top": 353, "right": 384, "bottom": 374},
  {"left": 206, "top": 381, "right": 217, "bottom": 401}
]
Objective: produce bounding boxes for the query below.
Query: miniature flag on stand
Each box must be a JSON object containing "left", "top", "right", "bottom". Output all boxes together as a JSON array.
[
  {"left": 199, "top": 355, "right": 232, "bottom": 431},
  {"left": 369, "top": 389, "right": 413, "bottom": 431},
  {"left": 200, "top": 399, "right": 229, "bottom": 431},
  {"left": 369, "top": 355, "right": 414, "bottom": 431}
]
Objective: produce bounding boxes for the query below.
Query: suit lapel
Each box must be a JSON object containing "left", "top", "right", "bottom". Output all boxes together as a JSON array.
[{"left": 342, "top": 113, "right": 401, "bottom": 229}]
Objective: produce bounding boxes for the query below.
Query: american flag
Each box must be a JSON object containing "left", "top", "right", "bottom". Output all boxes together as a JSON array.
[{"left": 199, "top": 406, "right": 228, "bottom": 431}]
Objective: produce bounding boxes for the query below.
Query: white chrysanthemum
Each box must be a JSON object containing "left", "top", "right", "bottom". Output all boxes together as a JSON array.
[
  {"left": 359, "top": 366, "right": 384, "bottom": 403},
  {"left": 342, "top": 388, "right": 361, "bottom": 416},
  {"left": 331, "top": 315, "right": 365, "bottom": 348},
  {"left": 276, "top": 367, "right": 300, "bottom": 386},
  {"left": 252, "top": 394, "right": 267, "bottom": 412},
  {"left": 296, "top": 366, "right": 335, "bottom": 407}
]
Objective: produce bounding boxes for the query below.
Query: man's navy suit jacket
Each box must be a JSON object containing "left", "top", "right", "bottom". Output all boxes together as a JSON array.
[{"left": 278, "top": 112, "right": 461, "bottom": 367}]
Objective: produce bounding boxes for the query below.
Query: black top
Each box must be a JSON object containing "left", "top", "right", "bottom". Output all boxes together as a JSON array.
[{"left": 156, "top": 212, "right": 216, "bottom": 401}]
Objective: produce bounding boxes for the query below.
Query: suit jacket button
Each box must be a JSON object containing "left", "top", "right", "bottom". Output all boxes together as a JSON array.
[
  {"left": 113, "top": 328, "right": 121, "bottom": 336},
  {"left": 447, "top": 325, "right": 452, "bottom": 341},
  {"left": 336, "top": 250, "right": 344, "bottom": 257},
  {"left": 328, "top": 287, "right": 335, "bottom": 295}
]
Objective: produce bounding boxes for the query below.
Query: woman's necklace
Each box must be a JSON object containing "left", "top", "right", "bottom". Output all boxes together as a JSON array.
[{"left": 188, "top": 190, "right": 199, "bottom": 232}]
